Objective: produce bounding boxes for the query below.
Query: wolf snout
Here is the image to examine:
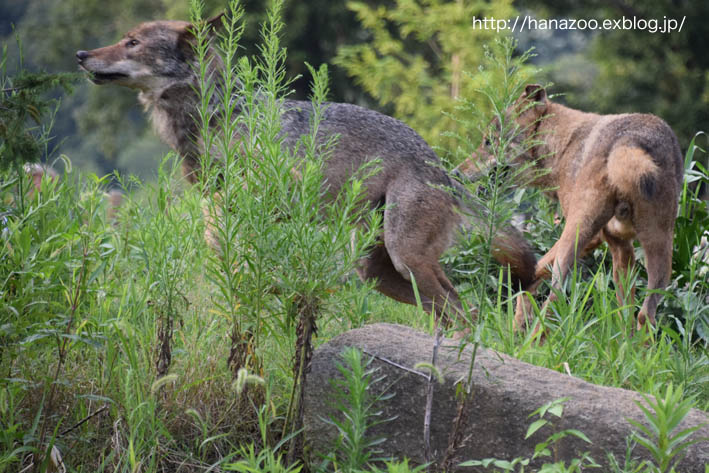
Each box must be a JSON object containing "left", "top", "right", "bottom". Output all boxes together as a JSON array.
[{"left": 76, "top": 50, "right": 89, "bottom": 63}]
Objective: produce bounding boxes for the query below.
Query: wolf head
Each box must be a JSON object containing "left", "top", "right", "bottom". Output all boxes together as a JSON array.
[
  {"left": 465, "top": 84, "right": 549, "bottom": 178},
  {"left": 76, "top": 16, "right": 223, "bottom": 94}
]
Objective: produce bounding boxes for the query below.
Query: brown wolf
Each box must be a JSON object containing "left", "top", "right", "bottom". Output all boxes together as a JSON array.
[
  {"left": 467, "top": 84, "right": 683, "bottom": 331},
  {"left": 75, "top": 18, "right": 536, "bottom": 325}
]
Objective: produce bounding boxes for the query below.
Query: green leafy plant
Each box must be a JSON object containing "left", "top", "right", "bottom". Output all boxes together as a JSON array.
[
  {"left": 226, "top": 441, "right": 303, "bottom": 473},
  {"left": 604, "top": 436, "right": 653, "bottom": 473},
  {"left": 0, "top": 163, "right": 119, "bottom": 470},
  {"left": 319, "top": 347, "right": 394, "bottom": 473},
  {"left": 125, "top": 156, "right": 199, "bottom": 378},
  {"left": 0, "top": 383, "right": 34, "bottom": 472},
  {"left": 191, "top": 0, "right": 380, "bottom": 462},
  {"left": 629, "top": 383, "right": 708, "bottom": 473},
  {"left": 368, "top": 459, "right": 428, "bottom": 473},
  {"left": 0, "top": 35, "right": 77, "bottom": 173},
  {"left": 668, "top": 131, "right": 709, "bottom": 342},
  {"left": 673, "top": 132, "right": 708, "bottom": 281},
  {"left": 461, "top": 398, "right": 598, "bottom": 472},
  {"left": 224, "top": 377, "right": 301, "bottom": 473},
  {"left": 524, "top": 398, "right": 595, "bottom": 467}
]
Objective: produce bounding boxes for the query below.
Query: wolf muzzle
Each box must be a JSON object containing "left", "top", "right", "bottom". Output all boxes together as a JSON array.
[{"left": 76, "top": 50, "right": 129, "bottom": 84}]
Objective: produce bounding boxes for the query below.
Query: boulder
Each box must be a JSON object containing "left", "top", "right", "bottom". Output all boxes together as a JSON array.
[{"left": 303, "top": 323, "right": 709, "bottom": 471}]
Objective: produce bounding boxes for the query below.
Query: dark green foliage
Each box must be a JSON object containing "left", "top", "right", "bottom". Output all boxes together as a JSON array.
[
  {"left": 334, "top": 0, "right": 521, "bottom": 158},
  {"left": 0, "top": 39, "right": 77, "bottom": 171}
]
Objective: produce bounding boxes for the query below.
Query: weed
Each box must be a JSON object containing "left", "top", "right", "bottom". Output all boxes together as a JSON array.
[
  {"left": 318, "top": 347, "right": 394, "bottom": 473},
  {"left": 460, "top": 398, "right": 599, "bottom": 472},
  {"left": 629, "top": 383, "right": 708, "bottom": 473}
]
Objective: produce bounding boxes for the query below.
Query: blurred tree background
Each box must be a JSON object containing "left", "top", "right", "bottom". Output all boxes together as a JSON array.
[
  {"left": 519, "top": 0, "right": 709, "bottom": 153},
  {"left": 1, "top": 0, "right": 706, "bottom": 180},
  {"left": 333, "top": 0, "right": 518, "bottom": 156}
]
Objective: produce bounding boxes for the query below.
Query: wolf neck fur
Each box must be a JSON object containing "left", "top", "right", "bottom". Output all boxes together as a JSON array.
[
  {"left": 138, "top": 66, "right": 241, "bottom": 177},
  {"left": 139, "top": 83, "right": 200, "bottom": 156}
]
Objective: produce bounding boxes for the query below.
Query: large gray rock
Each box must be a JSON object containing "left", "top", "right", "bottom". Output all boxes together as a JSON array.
[{"left": 303, "top": 323, "right": 709, "bottom": 471}]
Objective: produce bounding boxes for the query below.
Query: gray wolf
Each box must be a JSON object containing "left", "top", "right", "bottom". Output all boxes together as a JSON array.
[
  {"left": 467, "top": 84, "right": 683, "bottom": 331},
  {"left": 75, "top": 18, "right": 536, "bottom": 325}
]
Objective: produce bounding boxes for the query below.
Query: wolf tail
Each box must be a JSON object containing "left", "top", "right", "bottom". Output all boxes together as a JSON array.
[
  {"left": 606, "top": 146, "right": 660, "bottom": 200},
  {"left": 455, "top": 179, "right": 536, "bottom": 289},
  {"left": 490, "top": 225, "right": 536, "bottom": 289}
]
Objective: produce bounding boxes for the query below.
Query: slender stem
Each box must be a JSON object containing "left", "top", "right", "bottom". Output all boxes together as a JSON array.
[{"left": 423, "top": 328, "right": 443, "bottom": 469}]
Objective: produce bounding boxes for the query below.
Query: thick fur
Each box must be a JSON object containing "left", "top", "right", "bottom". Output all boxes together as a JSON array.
[
  {"left": 76, "top": 19, "right": 536, "bottom": 325},
  {"left": 467, "top": 84, "right": 683, "bottom": 330}
]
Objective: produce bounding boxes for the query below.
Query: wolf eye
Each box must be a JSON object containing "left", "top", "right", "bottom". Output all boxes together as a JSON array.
[{"left": 126, "top": 39, "right": 140, "bottom": 48}]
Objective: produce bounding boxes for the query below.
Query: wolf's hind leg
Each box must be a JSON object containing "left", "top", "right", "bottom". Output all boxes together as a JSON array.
[
  {"left": 383, "top": 244, "right": 464, "bottom": 328},
  {"left": 635, "top": 228, "right": 673, "bottom": 329},
  {"left": 602, "top": 226, "right": 636, "bottom": 310},
  {"left": 384, "top": 240, "right": 464, "bottom": 327},
  {"left": 356, "top": 243, "right": 438, "bottom": 312},
  {"left": 379, "top": 183, "right": 466, "bottom": 327},
  {"left": 550, "top": 200, "right": 615, "bottom": 289}
]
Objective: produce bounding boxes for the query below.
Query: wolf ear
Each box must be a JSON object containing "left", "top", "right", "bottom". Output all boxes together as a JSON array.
[
  {"left": 177, "top": 13, "right": 226, "bottom": 55},
  {"left": 205, "top": 12, "right": 226, "bottom": 33},
  {"left": 183, "top": 12, "right": 225, "bottom": 38},
  {"left": 522, "top": 84, "right": 548, "bottom": 115},
  {"left": 523, "top": 84, "right": 547, "bottom": 104},
  {"left": 177, "top": 27, "right": 197, "bottom": 57}
]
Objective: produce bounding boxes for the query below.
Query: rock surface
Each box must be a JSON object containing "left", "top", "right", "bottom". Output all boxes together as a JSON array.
[{"left": 303, "top": 323, "right": 709, "bottom": 471}]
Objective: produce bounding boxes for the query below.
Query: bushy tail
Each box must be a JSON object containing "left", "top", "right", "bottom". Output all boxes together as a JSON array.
[
  {"left": 455, "top": 179, "right": 537, "bottom": 289},
  {"left": 490, "top": 225, "right": 536, "bottom": 289},
  {"left": 607, "top": 146, "right": 660, "bottom": 200}
]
